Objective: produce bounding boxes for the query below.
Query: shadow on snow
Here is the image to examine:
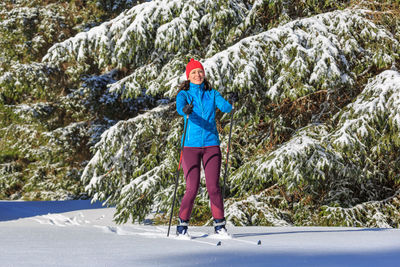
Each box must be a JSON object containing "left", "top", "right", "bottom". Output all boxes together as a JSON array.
[{"left": 0, "top": 200, "right": 106, "bottom": 222}]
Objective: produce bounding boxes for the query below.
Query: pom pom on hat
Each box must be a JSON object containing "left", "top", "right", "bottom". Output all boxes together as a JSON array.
[{"left": 186, "top": 58, "right": 204, "bottom": 79}]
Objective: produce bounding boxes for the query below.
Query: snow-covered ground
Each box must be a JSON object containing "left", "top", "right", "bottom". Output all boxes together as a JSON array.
[{"left": 1, "top": 200, "right": 399, "bottom": 266}]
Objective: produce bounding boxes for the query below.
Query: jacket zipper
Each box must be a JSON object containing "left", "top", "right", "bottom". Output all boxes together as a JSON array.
[{"left": 187, "top": 123, "right": 190, "bottom": 142}]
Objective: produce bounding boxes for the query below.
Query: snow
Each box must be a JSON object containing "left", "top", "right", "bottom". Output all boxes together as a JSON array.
[{"left": 1, "top": 200, "right": 400, "bottom": 266}]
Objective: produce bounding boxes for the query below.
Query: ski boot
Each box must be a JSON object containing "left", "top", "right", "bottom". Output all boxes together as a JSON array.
[
  {"left": 176, "top": 218, "right": 190, "bottom": 238},
  {"left": 214, "top": 218, "right": 229, "bottom": 237}
]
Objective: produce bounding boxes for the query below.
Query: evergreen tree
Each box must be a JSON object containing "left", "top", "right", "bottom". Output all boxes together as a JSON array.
[{"left": 1, "top": 0, "right": 400, "bottom": 227}]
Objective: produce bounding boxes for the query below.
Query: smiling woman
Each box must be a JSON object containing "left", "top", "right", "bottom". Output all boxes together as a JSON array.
[
  {"left": 186, "top": 59, "right": 205, "bottom": 85},
  {"left": 174, "top": 58, "right": 236, "bottom": 237}
]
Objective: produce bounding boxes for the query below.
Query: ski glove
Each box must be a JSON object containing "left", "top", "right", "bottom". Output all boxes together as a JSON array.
[
  {"left": 182, "top": 103, "right": 193, "bottom": 115},
  {"left": 229, "top": 92, "right": 239, "bottom": 103}
]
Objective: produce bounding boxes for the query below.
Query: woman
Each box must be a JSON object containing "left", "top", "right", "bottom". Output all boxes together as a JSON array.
[{"left": 175, "top": 58, "right": 236, "bottom": 236}]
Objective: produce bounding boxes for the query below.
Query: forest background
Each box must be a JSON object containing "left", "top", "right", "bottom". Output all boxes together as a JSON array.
[{"left": 1, "top": 0, "right": 400, "bottom": 228}]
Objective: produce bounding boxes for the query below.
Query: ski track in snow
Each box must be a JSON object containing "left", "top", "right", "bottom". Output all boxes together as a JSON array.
[
  {"left": 20, "top": 203, "right": 400, "bottom": 249},
  {"left": 32, "top": 212, "right": 254, "bottom": 246}
]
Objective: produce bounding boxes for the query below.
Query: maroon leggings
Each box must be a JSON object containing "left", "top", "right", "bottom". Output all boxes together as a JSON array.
[{"left": 179, "top": 146, "right": 224, "bottom": 221}]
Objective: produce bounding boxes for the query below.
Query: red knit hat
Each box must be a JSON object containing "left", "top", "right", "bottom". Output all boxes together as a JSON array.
[{"left": 185, "top": 58, "right": 204, "bottom": 79}]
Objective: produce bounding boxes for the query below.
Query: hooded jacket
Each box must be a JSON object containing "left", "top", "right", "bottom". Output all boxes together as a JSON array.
[{"left": 176, "top": 82, "right": 232, "bottom": 147}]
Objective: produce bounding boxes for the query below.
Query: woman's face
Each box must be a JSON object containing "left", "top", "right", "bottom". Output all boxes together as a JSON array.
[{"left": 188, "top": 68, "right": 205, "bottom": 85}]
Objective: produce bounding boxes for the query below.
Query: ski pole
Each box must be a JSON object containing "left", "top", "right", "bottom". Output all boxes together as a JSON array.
[
  {"left": 167, "top": 100, "right": 192, "bottom": 237},
  {"left": 222, "top": 95, "right": 236, "bottom": 200}
]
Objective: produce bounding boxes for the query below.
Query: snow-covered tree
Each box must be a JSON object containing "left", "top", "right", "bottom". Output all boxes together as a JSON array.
[
  {"left": 79, "top": 2, "right": 400, "bottom": 225},
  {"left": 0, "top": 0, "right": 146, "bottom": 200},
  {"left": 1, "top": 0, "right": 400, "bottom": 227}
]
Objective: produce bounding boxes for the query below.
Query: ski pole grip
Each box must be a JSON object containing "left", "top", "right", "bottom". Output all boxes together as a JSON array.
[{"left": 229, "top": 92, "right": 238, "bottom": 105}]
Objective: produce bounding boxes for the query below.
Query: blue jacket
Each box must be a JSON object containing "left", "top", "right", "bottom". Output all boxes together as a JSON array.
[{"left": 176, "top": 82, "right": 232, "bottom": 147}]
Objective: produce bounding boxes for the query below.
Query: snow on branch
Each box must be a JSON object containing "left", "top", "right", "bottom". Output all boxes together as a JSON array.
[
  {"left": 332, "top": 70, "right": 400, "bottom": 148},
  {"left": 108, "top": 8, "right": 399, "bottom": 101},
  {"left": 81, "top": 103, "right": 181, "bottom": 221},
  {"left": 42, "top": 0, "right": 249, "bottom": 83}
]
